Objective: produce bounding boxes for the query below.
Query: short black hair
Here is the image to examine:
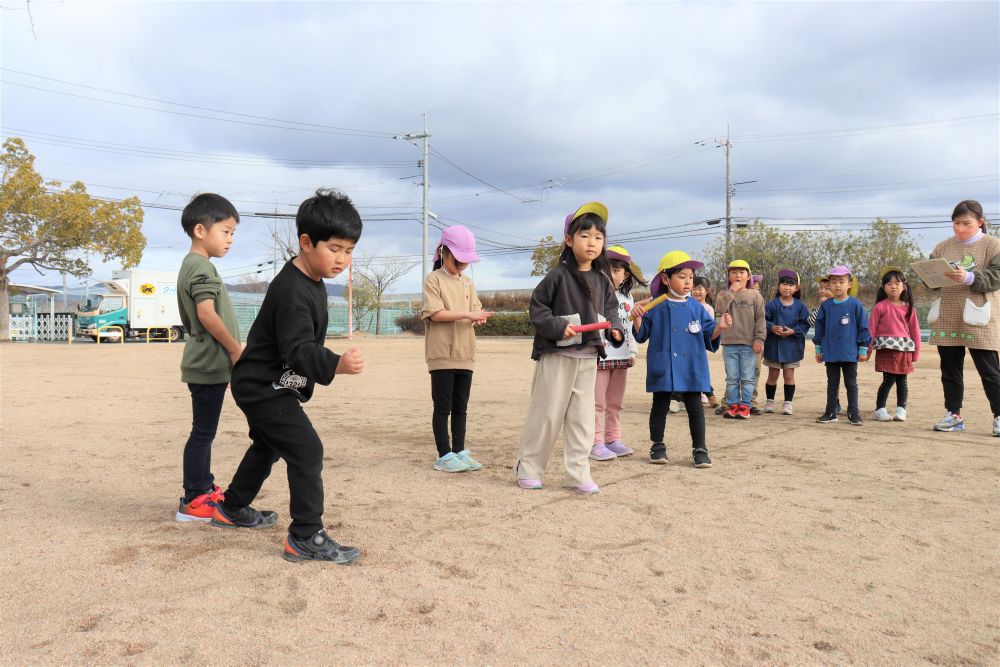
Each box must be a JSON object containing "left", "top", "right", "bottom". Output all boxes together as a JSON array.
[
  {"left": 296, "top": 189, "right": 363, "bottom": 245},
  {"left": 181, "top": 193, "right": 239, "bottom": 237}
]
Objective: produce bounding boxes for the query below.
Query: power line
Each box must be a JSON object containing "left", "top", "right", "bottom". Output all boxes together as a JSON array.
[{"left": 1, "top": 68, "right": 399, "bottom": 138}]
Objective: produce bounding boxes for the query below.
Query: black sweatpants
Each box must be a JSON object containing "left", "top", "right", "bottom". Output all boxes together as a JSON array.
[
  {"left": 650, "top": 391, "right": 706, "bottom": 450},
  {"left": 938, "top": 346, "right": 1000, "bottom": 417},
  {"left": 825, "top": 362, "right": 859, "bottom": 414},
  {"left": 430, "top": 369, "right": 473, "bottom": 457},
  {"left": 876, "top": 373, "right": 909, "bottom": 410},
  {"left": 225, "top": 402, "right": 325, "bottom": 539},
  {"left": 182, "top": 382, "right": 228, "bottom": 502}
]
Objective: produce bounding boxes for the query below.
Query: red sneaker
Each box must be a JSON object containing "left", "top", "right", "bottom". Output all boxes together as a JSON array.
[
  {"left": 175, "top": 485, "right": 225, "bottom": 523},
  {"left": 736, "top": 404, "right": 751, "bottom": 419},
  {"left": 722, "top": 405, "right": 739, "bottom": 419}
]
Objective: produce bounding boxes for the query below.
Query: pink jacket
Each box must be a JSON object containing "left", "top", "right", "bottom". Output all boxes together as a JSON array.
[{"left": 868, "top": 300, "right": 921, "bottom": 362}]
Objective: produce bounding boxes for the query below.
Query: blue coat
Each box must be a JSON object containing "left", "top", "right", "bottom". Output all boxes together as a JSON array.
[
  {"left": 812, "top": 297, "right": 871, "bottom": 363},
  {"left": 634, "top": 298, "right": 720, "bottom": 393},
  {"left": 764, "top": 297, "right": 810, "bottom": 363}
]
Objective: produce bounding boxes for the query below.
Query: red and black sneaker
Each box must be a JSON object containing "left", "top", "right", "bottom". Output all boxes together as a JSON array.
[
  {"left": 211, "top": 503, "right": 278, "bottom": 529},
  {"left": 175, "top": 485, "right": 225, "bottom": 523}
]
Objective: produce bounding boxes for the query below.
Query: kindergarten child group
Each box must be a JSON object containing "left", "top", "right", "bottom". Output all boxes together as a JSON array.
[{"left": 172, "top": 191, "right": 988, "bottom": 565}]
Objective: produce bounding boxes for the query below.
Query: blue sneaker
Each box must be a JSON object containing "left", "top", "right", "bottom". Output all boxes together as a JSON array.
[
  {"left": 933, "top": 412, "right": 965, "bottom": 432},
  {"left": 455, "top": 450, "right": 482, "bottom": 471},
  {"left": 434, "top": 452, "right": 470, "bottom": 473}
]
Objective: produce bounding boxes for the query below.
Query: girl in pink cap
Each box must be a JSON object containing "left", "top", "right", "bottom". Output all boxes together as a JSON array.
[{"left": 421, "top": 225, "right": 493, "bottom": 473}]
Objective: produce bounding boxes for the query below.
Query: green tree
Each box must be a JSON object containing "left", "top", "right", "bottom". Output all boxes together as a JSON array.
[
  {"left": 530, "top": 235, "right": 563, "bottom": 276},
  {"left": 1, "top": 138, "right": 146, "bottom": 341},
  {"left": 841, "top": 218, "right": 924, "bottom": 297}
]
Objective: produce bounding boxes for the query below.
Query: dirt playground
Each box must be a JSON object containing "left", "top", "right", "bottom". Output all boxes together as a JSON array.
[{"left": 1, "top": 336, "right": 998, "bottom": 666}]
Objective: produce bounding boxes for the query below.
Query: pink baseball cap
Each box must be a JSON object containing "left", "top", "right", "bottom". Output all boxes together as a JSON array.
[
  {"left": 751, "top": 274, "right": 764, "bottom": 285},
  {"left": 826, "top": 264, "right": 852, "bottom": 278},
  {"left": 435, "top": 225, "right": 480, "bottom": 263}
]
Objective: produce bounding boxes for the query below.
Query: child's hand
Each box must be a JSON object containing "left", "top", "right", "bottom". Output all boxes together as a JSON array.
[
  {"left": 562, "top": 325, "right": 577, "bottom": 340},
  {"left": 229, "top": 345, "right": 244, "bottom": 367},
  {"left": 771, "top": 325, "right": 783, "bottom": 335},
  {"left": 717, "top": 313, "right": 732, "bottom": 330},
  {"left": 470, "top": 310, "right": 494, "bottom": 326},
  {"left": 858, "top": 353, "right": 870, "bottom": 363},
  {"left": 630, "top": 303, "right": 647, "bottom": 320},
  {"left": 336, "top": 347, "right": 365, "bottom": 375},
  {"left": 609, "top": 329, "right": 623, "bottom": 343},
  {"left": 752, "top": 341, "right": 764, "bottom": 355},
  {"left": 815, "top": 353, "right": 823, "bottom": 363}
]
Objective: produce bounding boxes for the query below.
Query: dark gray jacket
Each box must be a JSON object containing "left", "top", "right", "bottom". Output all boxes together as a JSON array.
[{"left": 529, "top": 263, "right": 626, "bottom": 360}]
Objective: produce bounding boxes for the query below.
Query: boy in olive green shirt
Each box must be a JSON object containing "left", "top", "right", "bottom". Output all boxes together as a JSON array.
[{"left": 174, "top": 193, "right": 243, "bottom": 522}]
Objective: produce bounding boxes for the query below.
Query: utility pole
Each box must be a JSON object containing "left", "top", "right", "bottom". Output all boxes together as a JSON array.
[
  {"left": 394, "top": 114, "right": 431, "bottom": 304},
  {"left": 714, "top": 123, "right": 733, "bottom": 262}
]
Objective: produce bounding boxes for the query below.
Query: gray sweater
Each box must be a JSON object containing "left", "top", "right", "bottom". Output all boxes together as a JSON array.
[{"left": 528, "top": 263, "right": 625, "bottom": 360}]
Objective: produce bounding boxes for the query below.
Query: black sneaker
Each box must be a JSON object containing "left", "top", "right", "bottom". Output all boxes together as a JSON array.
[
  {"left": 650, "top": 443, "right": 668, "bottom": 464},
  {"left": 816, "top": 412, "right": 838, "bottom": 423},
  {"left": 692, "top": 448, "right": 712, "bottom": 468},
  {"left": 210, "top": 504, "right": 278, "bottom": 529},
  {"left": 848, "top": 411, "right": 863, "bottom": 426},
  {"left": 283, "top": 530, "right": 360, "bottom": 565},
  {"left": 749, "top": 405, "right": 762, "bottom": 416}
]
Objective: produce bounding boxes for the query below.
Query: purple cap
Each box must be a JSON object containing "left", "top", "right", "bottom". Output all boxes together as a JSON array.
[
  {"left": 826, "top": 265, "right": 852, "bottom": 278},
  {"left": 751, "top": 274, "right": 764, "bottom": 285},
  {"left": 434, "top": 225, "right": 480, "bottom": 263},
  {"left": 649, "top": 274, "right": 666, "bottom": 298},
  {"left": 777, "top": 269, "right": 799, "bottom": 282}
]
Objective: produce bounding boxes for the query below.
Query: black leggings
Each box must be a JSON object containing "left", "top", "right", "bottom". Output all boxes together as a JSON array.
[
  {"left": 876, "top": 373, "right": 908, "bottom": 409},
  {"left": 430, "top": 370, "right": 473, "bottom": 457},
  {"left": 650, "top": 391, "right": 705, "bottom": 450}
]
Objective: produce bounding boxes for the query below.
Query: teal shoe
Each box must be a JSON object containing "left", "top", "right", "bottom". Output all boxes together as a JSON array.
[
  {"left": 434, "top": 452, "right": 470, "bottom": 473},
  {"left": 455, "top": 450, "right": 482, "bottom": 471}
]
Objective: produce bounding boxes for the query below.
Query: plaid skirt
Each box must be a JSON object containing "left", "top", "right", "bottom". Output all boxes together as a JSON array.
[{"left": 875, "top": 349, "right": 914, "bottom": 374}]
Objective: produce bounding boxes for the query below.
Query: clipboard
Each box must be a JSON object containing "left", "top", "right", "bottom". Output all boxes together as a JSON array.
[{"left": 910, "top": 258, "right": 960, "bottom": 289}]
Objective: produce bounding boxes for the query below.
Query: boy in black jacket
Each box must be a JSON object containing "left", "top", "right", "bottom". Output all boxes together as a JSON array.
[{"left": 212, "top": 189, "right": 365, "bottom": 565}]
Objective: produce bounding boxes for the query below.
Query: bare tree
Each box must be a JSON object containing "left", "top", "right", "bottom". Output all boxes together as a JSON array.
[
  {"left": 259, "top": 217, "right": 299, "bottom": 265},
  {"left": 352, "top": 256, "right": 418, "bottom": 335},
  {"left": 236, "top": 275, "right": 269, "bottom": 293}
]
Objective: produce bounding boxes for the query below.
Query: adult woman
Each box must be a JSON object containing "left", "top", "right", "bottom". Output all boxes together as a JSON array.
[{"left": 929, "top": 200, "right": 1000, "bottom": 436}]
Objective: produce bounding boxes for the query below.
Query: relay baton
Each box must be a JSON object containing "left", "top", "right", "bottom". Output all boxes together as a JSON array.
[
  {"left": 628, "top": 294, "right": 668, "bottom": 320},
  {"left": 570, "top": 321, "right": 612, "bottom": 333}
]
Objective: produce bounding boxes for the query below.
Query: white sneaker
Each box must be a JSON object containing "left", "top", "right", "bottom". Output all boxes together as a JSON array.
[
  {"left": 764, "top": 399, "right": 776, "bottom": 413},
  {"left": 873, "top": 407, "right": 892, "bottom": 422},
  {"left": 893, "top": 406, "right": 907, "bottom": 422},
  {"left": 993, "top": 415, "right": 1000, "bottom": 437},
  {"left": 669, "top": 400, "right": 680, "bottom": 413},
  {"left": 933, "top": 412, "right": 964, "bottom": 432},
  {"left": 782, "top": 401, "right": 793, "bottom": 415}
]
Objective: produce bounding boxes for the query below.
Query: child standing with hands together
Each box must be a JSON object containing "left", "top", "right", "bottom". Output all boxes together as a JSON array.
[
  {"left": 813, "top": 265, "right": 871, "bottom": 426},
  {"left": 714, "top": 260, "right": 766, "bottom": 419},
  {"left": 515, "top": 203, "right": 625, "bottom": 494},
  {"left": 632, "top": 251, "right": 730, "bottom": 466},
  {"left": 422, "top": 225, "right": 493, "bottom": 472},
  {"left": 869, "top": 268, "right": 920, "bottom": 422},
  {"left": 762, "top": 270, "right": 810, "bottom": 415}
]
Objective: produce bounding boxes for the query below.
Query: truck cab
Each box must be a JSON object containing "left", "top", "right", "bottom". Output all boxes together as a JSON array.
[{"left": 75, "top": 270, "right": 185, "bottom": 341}]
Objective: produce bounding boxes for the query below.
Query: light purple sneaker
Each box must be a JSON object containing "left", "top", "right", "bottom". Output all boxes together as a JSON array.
[
  {"left": 517, "top": 478, "right": 543, "bottom": 490},
  {"left": 589, "top": 444, "right": 617, "bottom": 461},
  {"left": 567, "top": 482, "right": 600, "bottom": 495},
  {"left": 604, "top": 439, "right": 634, "bottom": 456}
]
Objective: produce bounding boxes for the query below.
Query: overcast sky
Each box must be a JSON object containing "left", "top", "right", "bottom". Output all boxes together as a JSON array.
[{"left": 3, "top": 1, "right": 998, "bottom": 294}]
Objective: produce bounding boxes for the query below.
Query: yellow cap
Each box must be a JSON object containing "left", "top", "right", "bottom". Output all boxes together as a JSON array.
[
  {"left": 879, "top": 266, "right": 904, "bottom": 281},
  {"left": 727, "top": 259, "right": 751, "bottom": 271},
  {"left": 658, "top": 250, "right": 704, "bottom": 272}
]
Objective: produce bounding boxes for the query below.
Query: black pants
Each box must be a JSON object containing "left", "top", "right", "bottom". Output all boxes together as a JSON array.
[
  {"left": 225, "top": 403, "right": 325, "bottom": 539},
  {"left": 825, "top": 362, "right": 859, "bottom": 414},
  {"left": 182, "top": 382, "right": 228, "bottom": 502},
  {"left": 430, "top": 370, "right": 473, "bottom": 457},
  {"left": 650, "top": 391, "right": 706, "bottom": 450},
  {"left": 876, "top": 373, "right": 908, "bottom": 409},
  {"left": 938, "top": 346, "right": 1000, "bottom": 417}
]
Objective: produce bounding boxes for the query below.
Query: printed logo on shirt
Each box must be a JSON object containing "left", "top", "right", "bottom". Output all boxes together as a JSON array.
[
  {"left": 840, "top": 314, "right": 850, "bottom": 326},
  {"left": 272, "top": 366, "right": 308, "bottom": 397},
  {"left": 687, "top": 319, "right": 702, "bottom": 334}
]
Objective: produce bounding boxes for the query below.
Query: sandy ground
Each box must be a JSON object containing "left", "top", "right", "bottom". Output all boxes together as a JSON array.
[{"left": 1, "top": 335, "right": 998, "bottom": 666}]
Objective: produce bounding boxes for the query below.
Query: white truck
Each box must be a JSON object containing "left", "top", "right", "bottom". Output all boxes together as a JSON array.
[{"left": 76, "top": 269, "right": 185, "bottom": 341}]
